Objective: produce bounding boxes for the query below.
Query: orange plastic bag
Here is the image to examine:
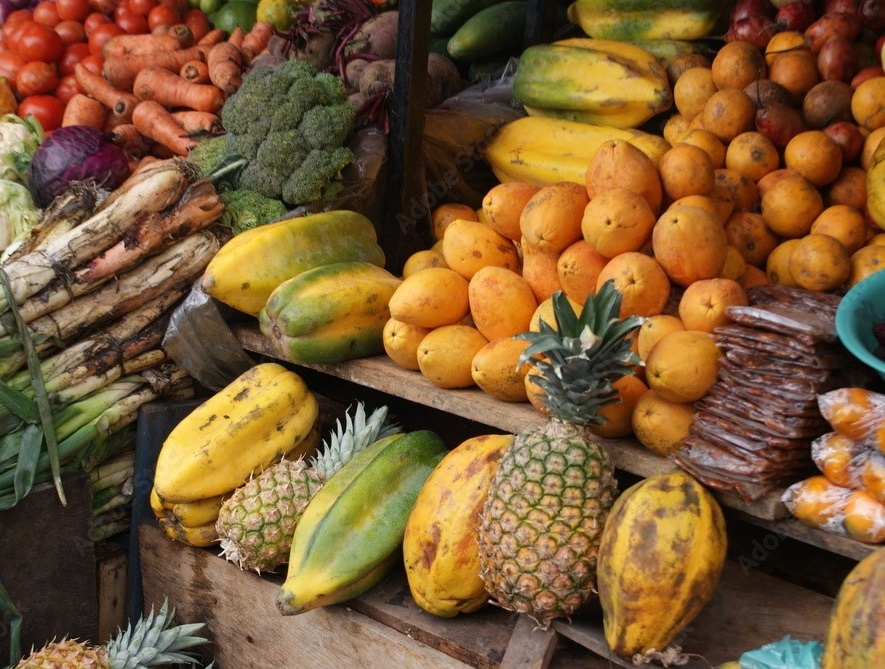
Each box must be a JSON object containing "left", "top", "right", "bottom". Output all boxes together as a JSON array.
[
  {"left": 817, "top": 387, "right": 885, "bottom": 451},
  {"left": 810, "top": 431, "right": 868, "bottom": 489},
  {"left": 782, "top": 475, "right": 852, "bottom": 534}
]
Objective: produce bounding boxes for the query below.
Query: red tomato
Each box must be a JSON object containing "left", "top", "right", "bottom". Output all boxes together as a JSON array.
[
  {"left": 83, "top": 12, "right": 112, "bottom": 37},
  {"left": 32, "top": 1, "right": 61, "bottom": 27},
  {"left": 17, "top": 22, "right": 64, "bottom": 63},
  {"left": 57, "top": 41, "right": 90, "bottom": 75},
  {"left": 115, "top": 11, "right": 150, "bottom": 35},
  {"left": 87, "top": 22, "right": 124, "bottom": 56},
  {"left": 158, "top": 0, "right": 187, "bottom": 14},
  {"left": 55, "top": 0, "right": 90, "bottom": 22},
  {"left": 17, "top": 94, "right": 65, "bottom": 131},
  {"left": 15, "top": 60, "right": 58, "bottom": 96},
  {"left": 113, "top": 1, "right": 132, "bottom": 19},
  {"left": 182, "top": 9, "right": 210, "bottom": 41},
  {"left": 147, "top": 4, "right": 180, "bottom": 30},
  {"left": 3, "top": 17, "right": 34, "bottom": 49},
  {"left": 78, "top": 53, "right": 103, "bottom": 74},
  {"left": 129, "top": 0, "right": 158, "bottom": 16},
  {"left": 0, "top": 50, "right": 26, "bottom": 86},
  {"left": 54, "top": 19, "right": 87, "bottom": 45},
  {"left": 54, "top": 73, "right": 80, "bottom": 103}
]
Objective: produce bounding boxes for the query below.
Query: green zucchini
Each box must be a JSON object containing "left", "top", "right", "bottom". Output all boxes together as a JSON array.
[
  {"left": 447, "top": 1, "right": 528, "bottom": 63},
  {"left": 431, "top": 0, "right": 503, "bottom": 36}
]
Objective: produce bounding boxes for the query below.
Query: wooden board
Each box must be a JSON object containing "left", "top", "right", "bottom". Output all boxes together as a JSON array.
[
  {"left": 96, "top": 543, "right": 128, "bottom": 644},
  {"left": 0, "top": 473, "right": 97, "bottom": 659}
]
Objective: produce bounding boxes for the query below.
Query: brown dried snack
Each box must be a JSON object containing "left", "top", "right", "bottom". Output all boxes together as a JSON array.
[
  {"left": 714, "top": 333, "right": 848, "bottom": 369},
  {"left": 722, "top": 347, "right": 835, "bottom": 383},
  {"left": 724, "top": 305, "right": 837, "bottom": 343},
  {"left": 695, "top": 395, "right": 829, "bottom": 439},
  {"left": 699, "top": 388, "right": 827, "bottom": 428},
  {"left": 691, "top": 412, "right": 814, "bottom": 454},
  {"left": 747, "top": 284, "right": 841, "bottom": 316},
  {"left": 713, "top": 323, "right": 832, "bottom": 354},
  {"left": 705, "top": 382, "right": 821, "bottom": 417}
]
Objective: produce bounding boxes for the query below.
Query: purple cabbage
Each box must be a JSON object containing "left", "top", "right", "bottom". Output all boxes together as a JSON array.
[{"left": 27, "top": 125, "right": 130, "bottom": 207}]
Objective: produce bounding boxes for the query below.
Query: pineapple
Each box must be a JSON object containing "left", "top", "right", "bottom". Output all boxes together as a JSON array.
[
  {"left": 477, "top": 282, "right": 642, "bottom": 628},
  {"left": 16, "top": 598, "right": 211, "bottom": 668},
  {"left": 215, "top": 402, "right": 399, "bottom": 572}
]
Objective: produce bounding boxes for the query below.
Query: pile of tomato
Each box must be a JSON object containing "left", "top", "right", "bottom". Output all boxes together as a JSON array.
[{"left": 0, "top": 0, "right": 212, "bottom": 131}]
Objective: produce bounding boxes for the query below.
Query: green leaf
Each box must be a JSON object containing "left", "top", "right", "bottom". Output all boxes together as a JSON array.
[
  {"left": 12, "top": 423, "right": 42, "bottom": 503},
  {"left": 0, "top": 378, "right": 37, "bottom": 423}
]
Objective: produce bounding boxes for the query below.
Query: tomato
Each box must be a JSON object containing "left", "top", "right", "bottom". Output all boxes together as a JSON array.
[
  {"left": 147, "top": 4, "right": 181, "bottom": 30},
  {"left": 129, "top": 0, "right": 158, "bottom": 15},
  {"left": 159, "top": 0, "right": 188, "bottom": 14},
  {"left": 17, "top": 22, "right": 64, "bottom": 64},
  {"left": 3, "top": 18, "right": 33, "bottom": 50},
  {"left": 88, "top": 23, "right": 124, "bottom": 56},
  {"left": 182, "top": 8, "right": 210, "bottom": 41},
  {"left": 58, "top": 41, "right": 90, "bottom": 76},
  {"left": 33, "top": 2, "right": 61, "bottom": 27},
  {"left": 115, "top": 11, "right": 150, "bottom": 34},
  {"left": 0, "top": 50, "right": 26, "bottom": 87},
  {"left": 78, "top": 53, "right": 103, "bottom": 74},
  {"left": 56, "top": 0, "right": 90, "bottom": 22},
  {"left": 83, "top": 12, "right": 112, "bottom": 37},
  {"left": 54, "top": 20, "right": 87, "bottom": 45},
  {"left": 17, "top": 94, "right": 65, "bottom": 132},
  {"left": 54, "top": 73, "right": 80, "bottom": 103},
  {"left": 15, "top": 60, "right": 58, "bottom": 96}
]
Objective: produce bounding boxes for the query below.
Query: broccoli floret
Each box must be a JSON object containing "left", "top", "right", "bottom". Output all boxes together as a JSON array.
[
  {"left": 286, "top": 76, "right": 332, "bottom": 110},
  {"left": 314, "top": 71, "right": 347, "bottom": 101},
  {"left": 187, "top": 135, "right": 232, "bottom": 177},
  {"left": 226, "top": 131, "right": 264, "bottom": 161},
  {"left": 270, "top": 97, "right": 314, "bottom": 132},
  {"left": 256, "top": 130, "right": 308, "bottom": 175},
  {"left": 298, "top": 103, "right": 356, "bottom": 149},
  {"left": 272, "top": 59, "right": 319, "bottom": 87},
  {"left": 281, "top": 147, "right": 354, "bottom": 206},
  {"left": 220, "top": 73, "right": 279, "bottom": 135},
  {"left": 238, "top": 159, "right": 290, "bottom": 199},
  {"left": 220, "top": 189, "right": 288, "bottom": 235}
]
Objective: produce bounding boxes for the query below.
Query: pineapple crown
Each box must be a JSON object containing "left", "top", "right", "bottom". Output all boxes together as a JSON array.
[
  {"left": 106, "top": 598, "right": 212, "bottom": 669},
  {"left": 309, "top": 402, "right": 400, "bottom": 479},
  {"left": 516, "top": 281, "right": 643, "bottom": 426}
]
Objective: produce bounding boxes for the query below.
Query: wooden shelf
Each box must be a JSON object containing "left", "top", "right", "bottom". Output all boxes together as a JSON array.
[{"left": 234, "top": 325, "right": 878, "bottom": 562}]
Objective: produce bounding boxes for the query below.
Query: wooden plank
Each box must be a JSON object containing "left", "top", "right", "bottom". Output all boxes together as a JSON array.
[
  {"left": 734, "top": 512, "right": 877, "bottom": 562},
  {"left": 139, "top": 524, "right": 473, "bottom": 669},
  {"left": 95, "top": 543, "right": 128, "bottom": 644},
  {"left": 0, "top": 473, "right": 97, "bottom": 658},
  {"left": 500, "top": 616, "right": 558, "bottom": 669}
]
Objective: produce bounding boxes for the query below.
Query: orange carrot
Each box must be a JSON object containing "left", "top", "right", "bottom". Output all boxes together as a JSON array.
[
  {"left": 171, "top": 110, "right": 222, "bottom": 134},
  {"left": 180, "top": 59, "right": 210, "bottom": 84},
  {"left": 132, "top": 101, "right": 197, "bottom": 157},
  {"left": 197, "top": 28, "right": 226, "bottom": 46},
  {"left": 207, "top": 41, "right": 243, "bottom": 97},
  {"left": 101, "top": 33, "right": 181, "bottom": 60},
  {"left": 74, "top": 63, "right": 138, "bottom": 120},
  {"left": 102, "top": 45, "right": 208, "bottom": 90},
  {"left": 227, "top": 26, "right": 244, "bottom": 49},
  {"left": 241, "top": 21, "right": 274, "bottom": 63},
  {"left": 167, "top": 24, "right": 195, "bottom": 48},
  {"left": 110, "top": 123, "right": 152, "bottom": 157},
  {"left": 133, "top": 67, "right": 224, "bottom": 114},
  {"left": 61, "top": 94, "right": 107, "bottom": 128}
]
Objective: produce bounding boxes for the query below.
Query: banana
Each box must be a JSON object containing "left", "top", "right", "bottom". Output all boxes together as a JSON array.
[{"left": 158, "top": 518, "right": 219, "bottom": 548}]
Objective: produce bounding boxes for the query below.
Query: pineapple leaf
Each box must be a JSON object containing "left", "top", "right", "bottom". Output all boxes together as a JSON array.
[{"left": 552, "top": 291, "right": 581, "bottom": 336}]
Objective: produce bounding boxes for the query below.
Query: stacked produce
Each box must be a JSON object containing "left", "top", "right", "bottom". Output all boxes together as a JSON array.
[{"left": 783, "top": 387, "right": 885, "bottom": 544}]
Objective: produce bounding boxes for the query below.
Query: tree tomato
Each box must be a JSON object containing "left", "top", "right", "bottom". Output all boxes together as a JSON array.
[
  {"left": 0, "top": 50, "right": 26, "bottom": 87},
  {"left": 129, "top": 0, "right": 158, "bottom": 15},
  {"left": 58, "top": 41, "right": 90, "bottom": 76},
  {"left": 56, "top": 0, "right": 90, "bottom": 22},
  {"left": 88, "top": 23, "right": 124, "bottom": 56},
  {"left": 115, "top": 11, "right": 150, "bottom": 34},
  {"left": 17, "top": 21, "right": 64, "bottom": 63},
  {"left": 54, "top": 73, "right": 80, "bottom": 104},
  {"left": 15, "top": 60, "right": 58, "bottom": 96},
  {"left": 83, "top": 12, "right": 112, "bottom": 37},
  {"left": 54, "top": 20, "right": 87, "bottom": 45},
  {"left": 78, "top": 53, "right": 103, "bottom": 74},
  {"left": 17, "top": 94, "right": 65, "bottom": 132},
  {"left": 147, "top": 4, "right": 181, "bottom": 30},
  {"left": 32, "top": 2, "right": 61, "bottom": 27}
]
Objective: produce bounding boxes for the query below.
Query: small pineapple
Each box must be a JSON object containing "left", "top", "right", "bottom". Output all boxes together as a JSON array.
[
  {"left": 16, "top": 598, "right": 211, "bottom": 669},
  {"left": 216, "top": 402, "right": 399, "bottom": 572},
  {"left": 477, "top": 282, "right": 643, "bottom": 628}
]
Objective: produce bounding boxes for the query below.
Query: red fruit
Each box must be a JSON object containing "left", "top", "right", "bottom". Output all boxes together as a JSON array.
[
  {"left": 727, "top": 15, "right": 779, "bottom": 49},
  {"left": 806, "top": 12, "right": 864, "bottom": 53},
  {"left": 823, "top": 120, "right": 865, "bottom": 162},
  {"left": 731, "top": 0, "right": 776, "bottom": 22},
  {"left": 851, "top": 64, "right": 885, "bottom": 87},
  {"left": 776, "top": 1, "right": 817, "bottom": 31},
  {"left": 860, "top": 0, "right": 885, "bottom": 29}
]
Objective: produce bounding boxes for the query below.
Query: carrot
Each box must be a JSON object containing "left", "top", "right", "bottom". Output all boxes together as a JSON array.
[
  {"left": 110, "top": 124, "right": 152, "bottom": 158},
  {"left": 207, "top": 41, "right": 243, "bottom": 97},
  {"left": 241, "top": 21, "right": 275, "bottom": 64},
  {"left": 74, "top": 63, "right": 139, "bottom": 120},
  {"left": 227, "top": 26, "right": 244, "bottom": 49},
  {"left": 61, "top": 94, "right": 107, "bottom": 129},
  {"left": 102, "top": 45, "right": 208, "bottom": 90},
  {"left": 167, "top": 24, "right": 195, "bottom": 48},
  {"left": 197, "top": 28, "right": 226, "bottom": 46},
  {"left": 133, "top": 67, "right": 224, "bottom": 114},
  {"left": 171, "top": 110, "right": 222, "bottom": 134},
  {"left": 132, "top": 101, "right": 197, "bottom": 157},
  {"left": 180, "top": 60, "right": 210, "bottom": 84},
  {"left": 101, "top": 33, "right": 181, "bottom": 60}
]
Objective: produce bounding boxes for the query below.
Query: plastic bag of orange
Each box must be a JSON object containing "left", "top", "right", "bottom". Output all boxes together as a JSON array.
[
  {"left": 817, "top": 387, "right": 885, "bottom": 451},
  {"left": 783, "top": 475, "right": 885, "bottom": 544},
  {"left": 810, "top": 431, "right": 869, "bottom": 489}
]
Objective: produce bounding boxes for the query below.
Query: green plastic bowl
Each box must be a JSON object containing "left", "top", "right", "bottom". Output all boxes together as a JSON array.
[{"left": 835, "top": 269, "right": 885, "bottom": 382}]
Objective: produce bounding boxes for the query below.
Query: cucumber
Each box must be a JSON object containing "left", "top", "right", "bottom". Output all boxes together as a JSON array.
[
  {"left": 447, "top": 1, "right": 528, "bottom": 63},
  {"left": 431, "top": 0, "right": 503, "bottom": 35}
]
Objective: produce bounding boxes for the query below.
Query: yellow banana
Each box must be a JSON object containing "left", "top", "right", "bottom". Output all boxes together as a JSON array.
[{"left": 158, "top": 518, "right": 219, "bottom": 548}]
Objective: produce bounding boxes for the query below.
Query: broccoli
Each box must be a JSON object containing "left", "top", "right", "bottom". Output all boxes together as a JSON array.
[
  {"left": 219, "top": 189, "right": 288, "bottom": 235},
  {"left": 187, "top": 135, "right": 232, "bottom": 177},
  {"left": 282, "top": 147, "right": 354, "bottom": 206},
  {"left": 216, "top": 59, "right": 357, "bottom": 208}
]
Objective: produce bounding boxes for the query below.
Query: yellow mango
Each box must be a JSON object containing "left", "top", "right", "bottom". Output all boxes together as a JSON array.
[
  {"left": 468, "top": 266, "right": 538, "bottom": 341},
  {"left": 388, "top": 267, "right": 470, "bottom": 328},
  {"left": 441, "top": 218, "right": 521, "bottom": 280}
]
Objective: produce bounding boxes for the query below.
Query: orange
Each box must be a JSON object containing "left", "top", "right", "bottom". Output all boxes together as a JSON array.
[
  {"left": 741, "top": 263, "right": 770, "bottom": 289},
  {"left": 725, "top": 131, "right": 781, "bottom": 183},
  {"left": 756, "top": 167, "right": 803, "bottom": 198},
  {"left": 784, "top": 476, "right": 850, "bottom": 529},
  {"left": 431, "top": 203, "right": 478, "bottom": 241},
  {"left": 658, "top": 143, "right": 716, "bottom": 201},
  {"left": 636, "top": 314, "right": 685, "bottom": 361},
  {"left": 679, "top": 128, "right": 727, "bottom": 169},
  {"left": 402, "top": 249, "right": 448, "bottom": 278},
  {"left": 416, "top": 324, "right": 489, "bottom": 389},
  {"left": 673, "top": 66, "right": 717, "bottom": 120},
  {"left": 820, "top": 387, "right": 885, "bottom": 440},
  {"left": 760, "top": 174, "right": 824, "bottom": 238},
  {"left": 842, "top": 490, "right": 885, "bottom": 544},
  {"left": 825, "top": 166, "right": 867, "bottom": 210},
  {"left": 652, "top": 204, "right": 729, "bottom": 287},
  {"left": 720, "top": 245, "right": 748, "bottom": 282},
  {"left": 870, "top": 233, "right": 885, "bottom": 246},
  {"left": 677, "top": 277, "right": 748, "bottom": 333},
  {"left": 768, "top": 49, "right": 820, "bottom": 103},
  {"left": 519, "top": 181, "right": 588, "bottom": 254},
  {"left": 556, "top": 240, "right": 608, "bottom": 305},
  {"left": 783, "top": 130, "right": 843, "bottom": 187},
  {"left": 862, "top": 453, "right": 885, "bottom": 505},
  {"left": 847, "top": 244, "right": 885, "bottom": 286},
  {"left": 711, "top": 40, "right": 767, "bottom": 91},
  {"left": 520, "top": 239, "right": 563, "bottom": 303},
  {"left": 631, "top": 388, "right": 697, "bottom": 456},
  {"left": 850, "top": 76, "right": 885, "bottom": 131},
  {"left": 644, "top": 329, "right": 722, "bottom": 403},
  {"left": 714, "top": 168, "right": 759, "bottom": 212},
  {"left": 595, "top": 252, "right": 672, "bottom": 318},
  {"left": 468, "top": 266, "right": 539, "bottom": 341},
  {"left": 861, "top": 126, "right": 885, "bottom": 169},
  {"left": 668, "top": 193, "right": 731, "bottom": 226},
  {"left": 482, "top": 182, "right": 540, "bottom": 242},
  {"left": 701, "top": 88, "right": 757, "bottom": 143},
  {"left": 724, "top": 210, "right": 780, "bottom": 267},
  {"left": 809, "top": 205, "right": 868, "bottom": 254},
  {"left": 589, "top": 374, "right": 649, "bottom": 439},
  {"left": 813, "top": 431, "right": 864, "bottom": 489},
  {"left": 766, "top": 238, "right": 802, "bottom": 287},
  {"left": 787, "top": 233, "right": 850, "bottom": 292},
  {"left": 764, "top": 31, "right": 810, "bottom": 66},
  {"left": 585, "top": 139, "right": 664, "bottom": 214},
  {"left": 383, "top": 318, "right": 433, "bottom": 370},
  {"left": 581, "top": 188, "right": 657, "bottom": 258},
  {"left": 663, "top": 113, "right": 692, "bottom": 146}
]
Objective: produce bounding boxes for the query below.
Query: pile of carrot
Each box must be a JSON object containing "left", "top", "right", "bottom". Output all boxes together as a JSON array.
[{"left": 64, "top": 20, "right": 275, "bottom": 163}]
